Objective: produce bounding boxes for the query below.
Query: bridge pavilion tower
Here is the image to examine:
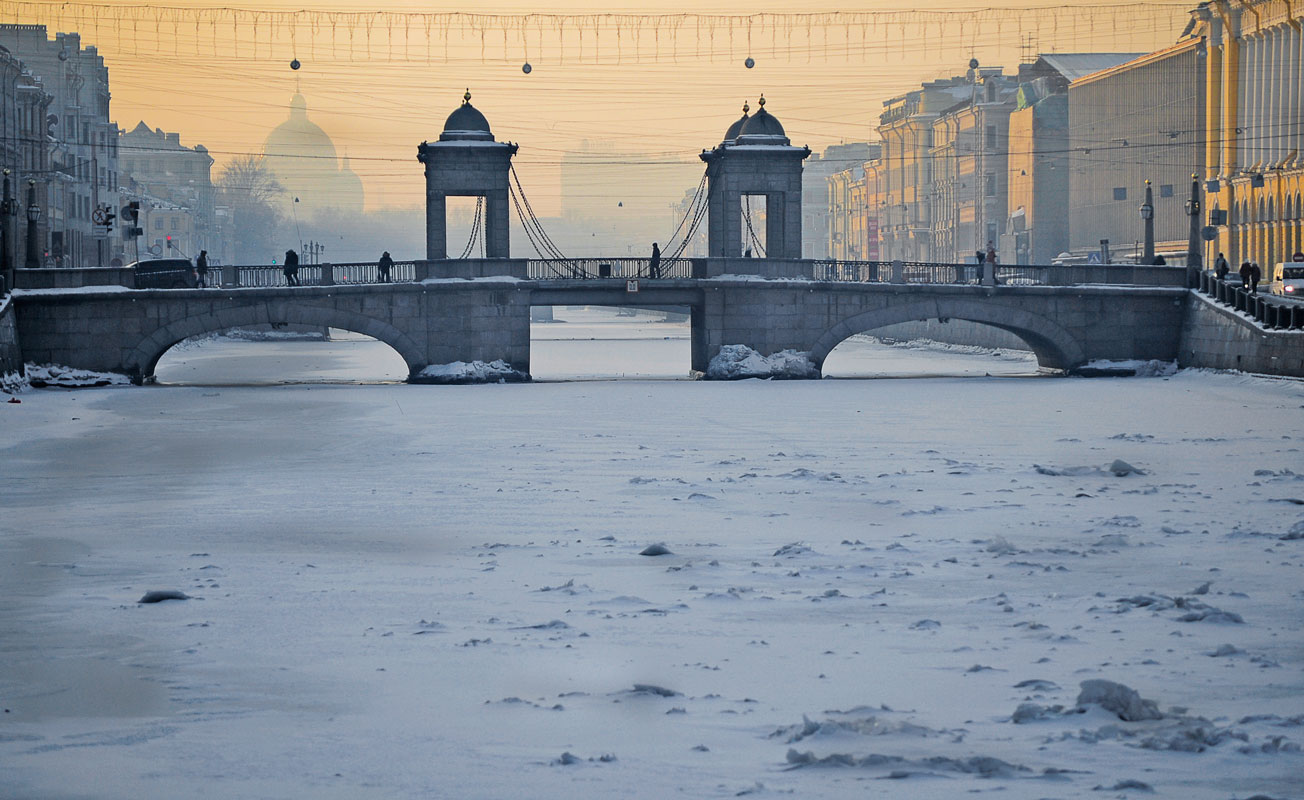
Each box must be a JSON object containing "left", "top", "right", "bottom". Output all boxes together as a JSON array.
[
  {"left": 417, "top": 91, "right": 518, "bottom": 259},
  {"left": 699, "top": 97, "right": 811, "bottom": 259}
]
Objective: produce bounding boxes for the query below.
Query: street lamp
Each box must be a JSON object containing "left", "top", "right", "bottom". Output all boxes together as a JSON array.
[
  {"left": 24, "top": 179, "right": 40, "bottom": 269},
  {"left": 1, "top": 169, "right": 11, "bottom": 291},
  {"left": 1185, "top": 173, "right": 1202, "bottom": 274},
  {"left": 1139, "top": 179, "right": 1155, "bottom": 265}
]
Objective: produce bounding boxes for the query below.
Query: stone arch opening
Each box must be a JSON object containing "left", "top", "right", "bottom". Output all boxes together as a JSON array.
[
  {"left": 127, "top": 302, "right": 425, "bottom": 383},
  {"left": 809, "top": 298, "right": 1085, "bottom": 374}
]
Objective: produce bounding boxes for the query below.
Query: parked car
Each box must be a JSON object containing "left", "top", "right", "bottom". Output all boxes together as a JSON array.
[{"left": 129, "top": 258, "right": 197, "bottom": 289}]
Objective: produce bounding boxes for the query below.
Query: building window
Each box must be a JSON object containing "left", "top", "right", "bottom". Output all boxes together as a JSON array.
[
  {"left": 986, "top": 124, "right": 998, "bottom": 150},
  {"left": 1113, "top": 187, "right": 1127, "bottom": 201},
  {"left": 170, "top": 218, "right": 178, "bottom": 231},
  {"left": 154, "top": 218, "right": 163, "bottom": 230},
  {"left": 1159, "top": 184, "right": 1174, "bottom": 198},
  {"left": 985, "top": 174, "right": 997, "bottom": 197}
]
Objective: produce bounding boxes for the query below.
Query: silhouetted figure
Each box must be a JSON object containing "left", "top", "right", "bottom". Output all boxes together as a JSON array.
[
  {"left": 985, "top": 241, "right": 998, "bottom": 265},
  {"left": 1214, "top": 253, "right": 1229, "bottom": 280},
  {"left": 284, "top": 249, "right": 300, "bottom": 286},
  {"left": 378, "top": 251, "right": 393, "bottom": 283},
  {"left": 1239, "top": 261, "right": 1252, "bottom": 290},
  {"left": 1249, "top": 261, "right": 1262, "bottom": 293},
  {"left": 1152, "top": 254, "right": 1166, "bottom": 265},
  {"left": 648, "top": 242, "right": 661, "bottom": 279},
  {"left": 975, "top": 250, "right": 985, "bottom": 282},
  {"left": 195, "top": 250, "right": 209, "bottom": 288}
]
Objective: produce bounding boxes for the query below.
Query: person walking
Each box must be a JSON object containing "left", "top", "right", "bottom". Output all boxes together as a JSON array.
[
  {"left": 284, "top": 248, "right": 300, "bottom": 286},
  {"left": 1238, "top": 261, "right": 1253, "bottom": 290},
  {"left": 1249, "top": 261, "right": 1262, "bottom": 293},
  {"left": 377, "top": 250, "right": 393, "bottom": 283},
  {"left": 195, "top": 250, "right": 209, "bottom": 288},
  {"left": 1214, "top": 252, "right": 1229, "bottom": 280},
  {"left": 648, "top": 242, "right": 661, "bottom": 279},
  {"left": 975, "top": 249, "right": 985, "bottom": 283}
]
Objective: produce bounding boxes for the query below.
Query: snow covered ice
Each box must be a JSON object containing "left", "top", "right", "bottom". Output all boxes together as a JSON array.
[{"left": 1, "top": 318, "right": 1302, "bottom": 799}]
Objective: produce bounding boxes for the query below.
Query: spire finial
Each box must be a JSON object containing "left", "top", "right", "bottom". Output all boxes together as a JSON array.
[
  {"left": 463, "top": 88, "right": 471, "bottom": 105},
  {"left": 742, "top": 100, "right": 749, "bottom": 115},
  {"left": 758, "top": 94, "right": 766, "bottom": 109}
]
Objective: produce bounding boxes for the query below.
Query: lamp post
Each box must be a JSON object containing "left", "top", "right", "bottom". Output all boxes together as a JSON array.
[
  {"left": 24, "top": 179, "right": 40, "bottom": 269},
  {"left": 1, "top": 169, "right": 12, "bottom": 292},
  {"left": 1139, "top": 179, "right": 1155, "bottom": 265},
  {"left": 1185, "top": 173, "right": 1202, "bottom": 277}
]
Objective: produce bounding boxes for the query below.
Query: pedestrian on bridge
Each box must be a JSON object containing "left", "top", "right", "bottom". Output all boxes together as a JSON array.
[
  {"left": 1249, "top": 261, "right": 1262, "bottom": 293},
  {"left": 649, "top": 242, "right": 661, "bottom": 279},
  {"left": 195, "top": 250, "right": 209, "bottom": 288},
  {"left": 974, "top": 249, "right": 985, "bottom": 283},
  {"left": 284, "top": 249, "right": 300, "bottom": 286},
  {"left": 1239, "top": 261, "right": 1252, "bottom": 290},
  {"left": 378, "top": 251, "right": 394, "bottom": 283},
  {"left": 1214, "top": 253, "right": 1229, "bottom": 280}
]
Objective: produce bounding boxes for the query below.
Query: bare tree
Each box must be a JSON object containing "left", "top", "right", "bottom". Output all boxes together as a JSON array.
[{"left": 216, "top": 156, "right": 285, "bottom": 263}]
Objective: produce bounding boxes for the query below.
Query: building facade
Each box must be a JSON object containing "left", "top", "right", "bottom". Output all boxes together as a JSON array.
[
  {"left": 802, "top": 142, "right": 877, "bottom": 259},
  {"left": 930, "top": 70, "right": 1019, "bottom": 264},
  {"left": 120, "top": 122, "right": 222, "bottom": 263},
  {"left": 1067, "top": 41, "right": 1206, "bottom": 261},
  {"left": 1193, "top": 0, "right": 1304, "bottom": 268},
  {"left": 0, "top": 26, "right": 119, "bottom": 268}
]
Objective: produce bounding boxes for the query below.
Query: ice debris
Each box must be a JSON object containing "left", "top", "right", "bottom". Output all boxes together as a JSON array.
[
  {"left": 640, "top": 544, "right": 673, "bottom": 556},
  {"left": 1076, "top": 680, "right": 1163, "bottom": 721},
  {"left": 705, "top": 344, "right": 819, "bottom": 380},
  {"left": 412, "top": 359, "right": 528, "bottom": 385},
  {"left": 138, "top": 589, "right": 190, "bottom": 603}
]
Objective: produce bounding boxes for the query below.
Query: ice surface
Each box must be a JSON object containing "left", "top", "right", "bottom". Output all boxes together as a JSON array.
[{"left": 1, "top": 332, "right": 1301, "bottom": 799}]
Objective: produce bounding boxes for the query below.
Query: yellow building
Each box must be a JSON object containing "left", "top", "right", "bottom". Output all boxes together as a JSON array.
[{"left": 1193, "top": 0, "right": 1304, "bottom": 267}]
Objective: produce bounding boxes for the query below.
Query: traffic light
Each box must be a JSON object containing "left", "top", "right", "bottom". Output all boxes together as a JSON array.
[
  {"left": 103, "top": 207, "right": 115, "bottom": 231},
  {"left": 122, "top": 201, "right": 143, "bottom": 238},
  {"left": 166, "top": 235, "right": 173, "bottom": 250}
]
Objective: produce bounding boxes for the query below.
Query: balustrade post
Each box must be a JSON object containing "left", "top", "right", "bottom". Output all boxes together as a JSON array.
[
  {"left": 319, "top": 262, "right": 334, "bottom": 286},
  {"left": 891, "top": 259, "right": 904, "bottom": 284},
  {"left": 982, "top": 260, "right": 995, "bottom": 286},
  {"left": 224, "top": 264, "right": 239, "bottom": 288}
]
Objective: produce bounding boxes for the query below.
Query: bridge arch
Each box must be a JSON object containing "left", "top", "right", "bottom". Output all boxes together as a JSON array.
[
  {"left": 809, "top": 297, "right": 1086, "bottom": 373},
  {"left": 126, "top": 302, "right": 426, "bottom": 381}
]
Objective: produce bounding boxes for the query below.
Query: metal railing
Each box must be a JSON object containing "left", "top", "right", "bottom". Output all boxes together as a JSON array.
[
  {"left": 527, "top": 257, "right": 692, "bottom": 280},
  {"left": 1197, "top": 272, "right": 1304, "bottom": 330},
  {"left": 223, "top": 260, "right": 418, "bottom": 288}
]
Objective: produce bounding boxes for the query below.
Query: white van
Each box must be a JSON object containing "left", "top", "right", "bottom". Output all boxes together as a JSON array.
[{"left": 1269, "top": 263, "right": 1304, "bottom": 297}]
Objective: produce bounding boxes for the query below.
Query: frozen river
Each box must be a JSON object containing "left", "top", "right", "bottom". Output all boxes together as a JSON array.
[{"left": 2, "top": 309, "right": 1301, "bottom": 799}]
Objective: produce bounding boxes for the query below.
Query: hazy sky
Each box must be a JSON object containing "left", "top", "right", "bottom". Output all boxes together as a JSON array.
[{"left": 8, "top": 1, "right": 1191, "bottom": 216}]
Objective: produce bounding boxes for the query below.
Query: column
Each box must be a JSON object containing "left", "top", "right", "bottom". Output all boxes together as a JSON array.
[
  {"left": 485, "top": 188, "right": 510, "bottom": 259},
  {"left": 426, "top": 192, "right": 446, "bottom": 260}
]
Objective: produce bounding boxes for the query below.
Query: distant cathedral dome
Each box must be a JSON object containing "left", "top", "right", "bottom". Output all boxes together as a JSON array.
[{"left": 262, "top": 93, "right": 363, "bottom": 215}]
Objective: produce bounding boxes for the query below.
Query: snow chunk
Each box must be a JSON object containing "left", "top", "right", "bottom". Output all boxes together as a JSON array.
[
  {"left": 705, "top": 344, "right": 818, "bottom": 380},
  {"left": 26, "top": 363, "right": 131, "bottom": 388},
  {"left": 1075, "top": 680, "right": 1163, "bottom": 721},
  {"left": 639, "top": 544, "right": 673, "bottom": 556},
  {"left": 412, "top": 360, "right": 528, "bottom": 385},
  {"left": 138, "top": 589, "right": 190, "bottom": 603}
]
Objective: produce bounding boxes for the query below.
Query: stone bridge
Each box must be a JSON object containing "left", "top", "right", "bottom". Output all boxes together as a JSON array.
[{"left": 11, "top": 274, "right": 1189, "bottom": 382}]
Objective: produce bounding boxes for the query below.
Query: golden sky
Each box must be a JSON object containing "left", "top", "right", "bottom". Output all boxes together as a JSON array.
[{"left": 7, "top": 1, "right": 1192, "bottom": 214}]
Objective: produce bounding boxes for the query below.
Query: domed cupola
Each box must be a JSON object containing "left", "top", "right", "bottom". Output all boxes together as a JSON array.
[
  {"left": 723, "top": 101, "right": 750, "bottom": 143},
  {"left": 440, "top": 89, "right": 494, "bottom": 142},
  {"left": 736, "top": 95, "right": 789, "bottom": 145}
]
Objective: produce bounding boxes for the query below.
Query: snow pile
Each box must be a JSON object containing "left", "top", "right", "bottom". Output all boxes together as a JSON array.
[
  {"left": 706, "top": 344, "right": 819, "bottom": 380},
  {"left": 1075, "top": 359, "right": 1179, "bottom": 377},
  {"left": 2, "top": 369, "right": 26, "bottom": 394},
  {"left": 412, "top": 359, "right": 528, "bottom": 384},
  {"left": 24, "top": 363, "right": 131, "bottom": 388}
]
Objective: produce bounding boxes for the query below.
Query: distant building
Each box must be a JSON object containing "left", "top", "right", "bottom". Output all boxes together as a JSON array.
[
  {"left": 929, "top": 69, "right": 1019, "bottom": 264},
  {"left": 1191, "top": 0, "right": 1303, "bottom": 268},
  {"left": 1068, "top": 42, "right": 1206, "bottom": 261},
  {"left": 0, "top": 44, "right": 51, "bottom": 277},
  {"left": 263, "top": 93, "right": 364, "bottom": 217},
  {"left": 1004, "top": 54, "right": 1140, "bottom": 263},
  {"left": 877, "top": 72, "right": 976, "bottom": 261},
  {"left": 120, "top": 122, "right": 223, "bottom": 262},
  {"left": 0, "top": 26, "right": 119, "bottom": 267},
  {"left": 802, "top": 142, "right": 876, "bottom": 259},
  {"left": 827, "top": 149, "right": 884, "bottom": 262}
]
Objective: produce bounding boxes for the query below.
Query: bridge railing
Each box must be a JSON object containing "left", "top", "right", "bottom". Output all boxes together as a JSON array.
[
  {"left": 527, "top": 258, "right": 692, "bottom": 280},
  {"left": 222, "top": 261, "right": 419, "bottom": 288},
  {"left": 1197, "top": 271, "right": 1304, "bottom": 330}
]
